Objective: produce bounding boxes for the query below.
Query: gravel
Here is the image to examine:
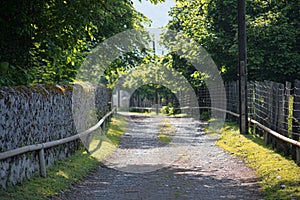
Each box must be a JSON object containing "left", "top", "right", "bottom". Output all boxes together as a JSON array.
[{"left": 51, "top": 113, "right": 263, "bottom": 200}]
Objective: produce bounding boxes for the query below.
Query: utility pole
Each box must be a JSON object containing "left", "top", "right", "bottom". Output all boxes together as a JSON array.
[
  {"left": 238, "top": 0, "right": 248, "bottom": 134},
  {"left": 153, "top": 40, "right": 159, "bottom": 115}
]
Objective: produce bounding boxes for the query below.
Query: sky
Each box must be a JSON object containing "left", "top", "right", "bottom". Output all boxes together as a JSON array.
[
  {"left": 132, "top": 0, "right": 176, "bottom": 54},
  {"left": 132, "top": 0, "right": 176, "bottom": 28}
]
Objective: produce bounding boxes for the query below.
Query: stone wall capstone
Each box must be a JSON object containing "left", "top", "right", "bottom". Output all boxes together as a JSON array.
[{"left": 0, "top": 83, "right": 110, "bottom": 189}]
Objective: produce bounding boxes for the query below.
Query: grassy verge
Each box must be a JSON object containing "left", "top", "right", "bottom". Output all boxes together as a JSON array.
[
  {"left": 157, "top": 119, "right": 175, "bottom": 144},
  {"left": 0, "top": 113, "right": 127, "bottom": 200},
  {"left": 216, "top": 122, "right": 300, "bottom": 200}
]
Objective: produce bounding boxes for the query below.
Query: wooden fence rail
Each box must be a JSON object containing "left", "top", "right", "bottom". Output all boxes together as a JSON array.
[
  {"left": 197, "top": 80, "right": 300, "bottom": 165},
  {"left": 0, "top": 107, "right": 117, "bottom": 177},
  {"left": 201, "top": 107, "right": 300, "bottom": 165}
]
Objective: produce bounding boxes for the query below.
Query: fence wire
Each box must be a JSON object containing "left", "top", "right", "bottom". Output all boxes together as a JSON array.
[
  {"left": 224, "top": 80, "right": 300, "bottom": 142},
  {"left": 128, "top": 79, "right": 300, "bottom": 143}
]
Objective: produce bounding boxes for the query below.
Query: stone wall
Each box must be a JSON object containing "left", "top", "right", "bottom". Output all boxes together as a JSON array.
[{"left": 0, "top": 83, "right": 110, "bottom": 189}]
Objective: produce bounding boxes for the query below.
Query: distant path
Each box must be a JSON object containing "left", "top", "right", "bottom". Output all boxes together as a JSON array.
[{"left": 51, "top": 113, "right": 263, "bottom": 200}]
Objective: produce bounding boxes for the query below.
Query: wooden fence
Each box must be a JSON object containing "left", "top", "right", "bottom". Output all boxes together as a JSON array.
[{"left": 0, "top": 107, "right": 116, "bottom": 177}]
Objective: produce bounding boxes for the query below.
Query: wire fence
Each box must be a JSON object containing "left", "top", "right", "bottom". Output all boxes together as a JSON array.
[
  {"left": 129, "top": 81, "right": 300, "bottom": 143},
  {"left": 213, "top": 80, "right": 300, "bottom": 163},
  {"left": 250, "top": 81, "right": 298, "bottom": 140},
  {"left": 127, "top": 80, "right": 300, "bottom": 164},
  {"left": 205, "top": 80, "right": 300, "bottom": 140}
]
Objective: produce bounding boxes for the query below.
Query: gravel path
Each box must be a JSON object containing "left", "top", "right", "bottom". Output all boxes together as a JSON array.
[{"left": 52, "top": 113, "right": 263, "bottom": 200}]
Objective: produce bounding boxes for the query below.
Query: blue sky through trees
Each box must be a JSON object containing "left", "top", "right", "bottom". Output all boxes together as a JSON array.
[{"left": 132, "top": 0, "right": 175, "bottom": 28}]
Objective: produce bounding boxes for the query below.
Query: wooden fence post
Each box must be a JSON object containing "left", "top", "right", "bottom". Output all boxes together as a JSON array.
[
  {"left": 264, "top": 131, "right": 269, "bottom": 144},
  {"left": 254, "top": 82, "right": 263, "bottom": 136},
  {"left": 284, "top": 82, "right": 291, "bottom": 134},
  {"left": 275, "top": 83, "right": 289, "bottom": 155},
  {"left": 292, "top": 80, "right": 300, "bottom": 162},
  {"left": 267, "top": 81, "right": 273, "bottom": 130},
  {"left": 102, "top": 122, "right": 106, "bottom": 134},
  {"left": 38, "top": 148, "right": 47, "bottom": 177},
  {"left": 297, "top": 147, "right": 300, "bottom": 166},
  {"left": 266, "top": 81, "right": 275, "bottom": 147}
]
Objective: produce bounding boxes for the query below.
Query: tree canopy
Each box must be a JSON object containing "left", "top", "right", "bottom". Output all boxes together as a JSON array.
[
  {"left": 167, "top": 0, "right": 300, "bottom": 83},
  {"left": 0, "top": 0, "right": 165, "bottom": 86},
  {"left": 1, "top": 0, "right": 298, "bottom": 86}
]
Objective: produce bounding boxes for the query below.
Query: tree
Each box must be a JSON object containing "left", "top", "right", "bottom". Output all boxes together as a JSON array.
[
  {"left": 246, "top": 0, "right": 300, "bottom": 82},
  {"left": 0, "top": 0, "right": 166, "bottom": 86},
  {"left": 167, "top": 0, "right": 237, "bottom": 81},
  {"left": 166, "top": 0, "right": 300, "bottom": 83}
]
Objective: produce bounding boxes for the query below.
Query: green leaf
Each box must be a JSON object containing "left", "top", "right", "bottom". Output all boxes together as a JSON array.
[{"left": 0, "top": 62, "right": 9, "bottom": 74}]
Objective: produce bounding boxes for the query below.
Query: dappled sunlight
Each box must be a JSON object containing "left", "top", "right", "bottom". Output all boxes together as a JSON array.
[
  {"left": 217, "top": 123, "right": 300, "bottom": 199},
  {"left": 86, "top": 114, "right": 128, "bottom": 162},
  {"left": 56, "top": 170, "right": 69, "bottom": 179},
  {"left": 51, "top": 159, "right": 263, "bottom": 199}
]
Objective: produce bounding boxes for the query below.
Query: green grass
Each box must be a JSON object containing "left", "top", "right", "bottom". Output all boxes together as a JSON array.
[
  {"left": 216, "top": 122, "right": 300, "bottom": 200},
  {"left": 158, "top": 134, "right": 171, "bottom": 144},
  {"left": 0, "top": 114, "right": 127, "bottom": 200},
  {"left": 157, "top": 119, "right": 175, "bottom": 144},
  {"left": 88, "top": 114, "right": 128, "bottom": 160}
]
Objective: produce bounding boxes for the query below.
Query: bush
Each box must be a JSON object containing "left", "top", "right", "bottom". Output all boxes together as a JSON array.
[
  {"left": 200, "top": 111, "right": 211, "bottom": 121},
  {"left": 160, "top": 102, "right": 174, "bottom": 115}
]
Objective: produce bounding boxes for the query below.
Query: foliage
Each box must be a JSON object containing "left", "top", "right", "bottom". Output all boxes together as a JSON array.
[
  {"left": 160, "top": 102, "right": 175, "bottom": 115},
  {"left": 160, "top": 54, "right": 208, "bottom": 89},
  {"left": 167, "top": 0, "right": 300, "bottom": 83},
  {"left": 200, "top": 110, "right": 211, "bottom": 121},
  {"left": 166, "top": 0, "right": 237, "bottom": 81},
  {"left": 104, "top": 50, "right": 150, "bottom": 89},
  {"left": 217, "top": 123, "right": 300, "bottom": 199},
  {"left": 112, "top": 55, "right": 192, "bottom": 110},
  {"left": 129, "top": 83, "right": 180, "bottom": 112},
  {"left": 246, "top": 0, "right": 300, "bottom": 82},
  {"left": 0, "top": 0, "right": 163, "bottom": 86},
  {"left": 118, "top": 54, "right": 202, "bottom": 92}
]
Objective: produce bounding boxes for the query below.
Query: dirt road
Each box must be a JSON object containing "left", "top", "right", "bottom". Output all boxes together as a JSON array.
[{"left": 52, "top": 113, "right": 263, "bottom": 200}]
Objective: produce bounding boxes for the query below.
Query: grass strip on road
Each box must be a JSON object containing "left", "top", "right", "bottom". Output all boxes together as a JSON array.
[
  {"left": 217, "top": 122, "right": 300, "bottom": 200},
  {"left": 0, "top": 113, "right": 127, "bottom": 200}
]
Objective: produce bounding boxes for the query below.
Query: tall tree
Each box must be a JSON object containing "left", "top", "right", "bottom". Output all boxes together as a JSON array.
[
  {"left": 0, "top": 0, "right": 165, "bottom": 86},
  {"left": 167, "top": 0, "right": 300, "bottom": 83}
]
